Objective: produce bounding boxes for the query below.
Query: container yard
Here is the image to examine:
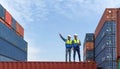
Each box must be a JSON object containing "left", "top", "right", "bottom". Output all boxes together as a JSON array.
[{"left": 0, "top": 1, "right": 120, "bottom": 69}]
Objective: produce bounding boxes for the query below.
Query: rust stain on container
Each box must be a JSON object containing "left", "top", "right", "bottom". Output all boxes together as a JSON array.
[{"left": 0, "top": 62, "right": 97, "bottom": 69}]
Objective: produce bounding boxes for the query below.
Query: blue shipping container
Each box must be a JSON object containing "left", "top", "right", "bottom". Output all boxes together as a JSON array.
[
  {"left": 95, "top": 21, "right": 116, "bottom": 48},
  {"left": 0, "top": 4, "right": 5, "bottom": 19},
  {"left": 95, "top": 21, "right": 116, "bottom": 69},
  {"left": 0, "top": 38, "right": 27, "bottom": 61},
  {"left": 0, "top": 22, "right": 27, "bottom": 51},
  {"left": 12, "top": 18, "right": 16, "bottom": 30}
]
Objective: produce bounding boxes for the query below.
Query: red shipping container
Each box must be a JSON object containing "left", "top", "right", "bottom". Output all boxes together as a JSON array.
[
  {"left": 84, "top": 42, "right": 94, "bottom": 51},
  {"left": 95, "top": 8, "right": 117, "bottom": 38},
  {"left": 0, "top": 18, "right": 11, "bottom": 28},
  {"left": 16, "top": 22, "right": 24, "bottom": 38},
  {"left": 0, "top": 62, "right": 97, "bottom": 69},
  {"left": 0, "top": 18, "right": 5, "bottom": 24},
  {"left": 117, "top": 9, "right": 120, "bottom": 59},
  {"left": 5, "top": 10, "right": 12, "bottom": 27}
]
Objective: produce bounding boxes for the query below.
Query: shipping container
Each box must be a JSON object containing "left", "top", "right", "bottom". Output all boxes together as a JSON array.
[
  {"left": 95, "top": 21, "right": 116, "bottom": 48},
  {"left": 84, "top": 33, "right": 94, "bottom": 42},
  {"left": 95, "top": 21, "right": 116, "bottom": 69},
  {"left": 0, "top": 4, "right": 5, "bottom": 19},
  {"left": 0, "top": 4, "right": 27, "bottom": 61},
  {"left": 0, "top": 18, "right": 6, "bottom": 25},
  {"left": 16, "top": 22, "right": 24, "bottom": 38},
  {"left": 0, "top": 38, "right": 27, "bottom": 61},
  {"left": 5, "top": 10, "right": 12, "bottom": 27},
  {"left": 0, "top": 4, "right": 24, "bottom": 38},
  {"left": 0, "top": 62, "right": 97, "bottom": 69},
  {"left": 116, "top": 9, "right": 120, "bottom": 59},
  {"left": 95, "top": 35, "right": 116, "bottom": 57},
  {"left": 0, "top": 22, "right": 27, "bottom": 52},
  {"left": 117, "top": 59, "right": 120, "bottom": 69},
  {"left": 83, "top": 33, "right": 94, "bottom": 62},
  {"left": 84, "top": 49, "right": 94, "bottom": 61},
  {"left": 84, "top": 42, "right": 94, "bottom": 50},
  {"left": 86, "top": 50, "right": 94, "bottom": 59},
  {"left": 100, "top": 61, "right": 116, "bottom": 69},
  {"left": 12, "top": 18, "right": 16, "bottom": 30},
  {"left": 95, "top": 8, "right": 117, "bottom": 38},
  {"left": 94, "top": 9, "right": 117, "bottom": 69}
]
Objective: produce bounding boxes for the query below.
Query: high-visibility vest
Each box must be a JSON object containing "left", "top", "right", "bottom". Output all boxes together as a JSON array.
[
  {"left": 66, "top": 40, "right": 72, "bottom": 44},
  {"left": 73, "top": 39, "right": 80, "bottom": 44}
]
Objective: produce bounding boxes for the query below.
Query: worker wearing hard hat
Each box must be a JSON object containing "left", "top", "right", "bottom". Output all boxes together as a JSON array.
[
  {"left": 72, "top": 34, "right": 81, "bottom": 62},
  {"left": 59, "top": 33, "right": 72, "bottom": 62}
]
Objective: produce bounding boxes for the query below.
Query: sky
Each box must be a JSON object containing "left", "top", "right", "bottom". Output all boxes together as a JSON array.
[{"left": 0, "top": 0, "right": 120, "bottom": 61}]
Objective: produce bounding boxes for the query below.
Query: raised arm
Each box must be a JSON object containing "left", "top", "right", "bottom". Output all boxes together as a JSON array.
[{"left": 59, "top": 34, "right": 66, "bottom": 42}]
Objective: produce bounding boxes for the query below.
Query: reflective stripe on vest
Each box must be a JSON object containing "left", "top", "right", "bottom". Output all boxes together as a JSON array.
[
  {"left": 74, "top": 39, "right": 80, "bottom": 44},
  {"left": 66, "top": 40, "right": 72, "bottom": 44}
]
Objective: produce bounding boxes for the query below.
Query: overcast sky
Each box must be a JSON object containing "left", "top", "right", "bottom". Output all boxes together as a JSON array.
[{"left": 0, "top": 0, "right": 120, "bottom": 61}]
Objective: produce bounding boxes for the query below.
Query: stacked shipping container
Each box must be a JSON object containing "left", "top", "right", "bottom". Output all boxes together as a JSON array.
[
  {"left": 83, "top": 33, "right": 94, "bottom": 62},
  {"left": 94, "top": 8, "right": 118, "bottom": 69},
  {"left": 0, "top": 4, "right": 24, "bottom": 38},
  {"left": 0, "top": 4, "right": 27, "bottom": 61}
]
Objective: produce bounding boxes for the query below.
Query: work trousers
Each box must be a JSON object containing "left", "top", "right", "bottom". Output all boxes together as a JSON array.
[
  {"left": 65, "top": 48, "right": 71, "bottom": 62},
  {"left": 73, "top": 48, "right": 81, "bottom": 62}
]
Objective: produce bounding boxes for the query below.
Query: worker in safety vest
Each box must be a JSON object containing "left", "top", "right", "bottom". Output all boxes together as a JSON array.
[
  {"left": 72, "top": 34, "right": 81, "bottom": 62},
  {"left": 59, "top": 33, "right": 72, "bottom": 62}
]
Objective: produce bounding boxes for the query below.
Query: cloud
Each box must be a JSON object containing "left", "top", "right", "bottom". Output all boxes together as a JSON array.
[
  {"left": 0, "top": 0, "right": 49, "bottom": 27},
  {"left": 1, "top": 0, "right": 120, "bottom": 25},
  {"left": 46, "top": 0, "right": 120, "bottom": 19}
]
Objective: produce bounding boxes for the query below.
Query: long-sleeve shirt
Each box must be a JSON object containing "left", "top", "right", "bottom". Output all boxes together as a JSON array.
[
  {"left": 59, "top": 35, "right": 72, "bottom": 48},
  {"left": 59, "top": 34, "right": 66, "bottom": 42}
]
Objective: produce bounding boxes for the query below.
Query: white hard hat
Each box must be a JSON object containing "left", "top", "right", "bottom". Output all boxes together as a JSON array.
[
  {"left": 74, "top": 33, "right": 78, "bottom": 36},
  {"left": 68, "top": 35, "right": 71, "bottom": 37}
]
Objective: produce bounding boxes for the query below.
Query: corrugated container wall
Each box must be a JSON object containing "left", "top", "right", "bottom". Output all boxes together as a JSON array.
[
  {"left": 96, "top": 22, "right": 116, "bottom": 69},
  {"left": 94, "top": 9, "right": 117, "bottom": 69},
  {"left": 94, "top": 8, "right": 120, "bottom": 69},
  {"left": 0, "top": 62, "right": 97, "bottom": 69},
  {"left": 16, "top": 22, "right": 24, "bottom": 38},
  {"left": 116, "top": 9, "right": 120, "bottom": 59},
  {"left": 12, "top": 18, "right": 16, "bottom": 30},
  {"left": 117, "top": 60, "right": 120, "bottom": 69},
  {"left": 0, "top": 4, "right": 5, "bottom": 19},
  {"left": 0, "top": 22, "right": 27, "bottom": 61},
  {"left": 83, "top": 33, "right": 95, "bottom": 62},
  {"left": 95, "top": 8, "right": 117, "bottom": 38}
]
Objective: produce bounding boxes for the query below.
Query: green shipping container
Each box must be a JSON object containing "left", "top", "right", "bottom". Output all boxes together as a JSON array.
[{"left": 118, "top": 60, "right": 120, "bottom": 69}]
